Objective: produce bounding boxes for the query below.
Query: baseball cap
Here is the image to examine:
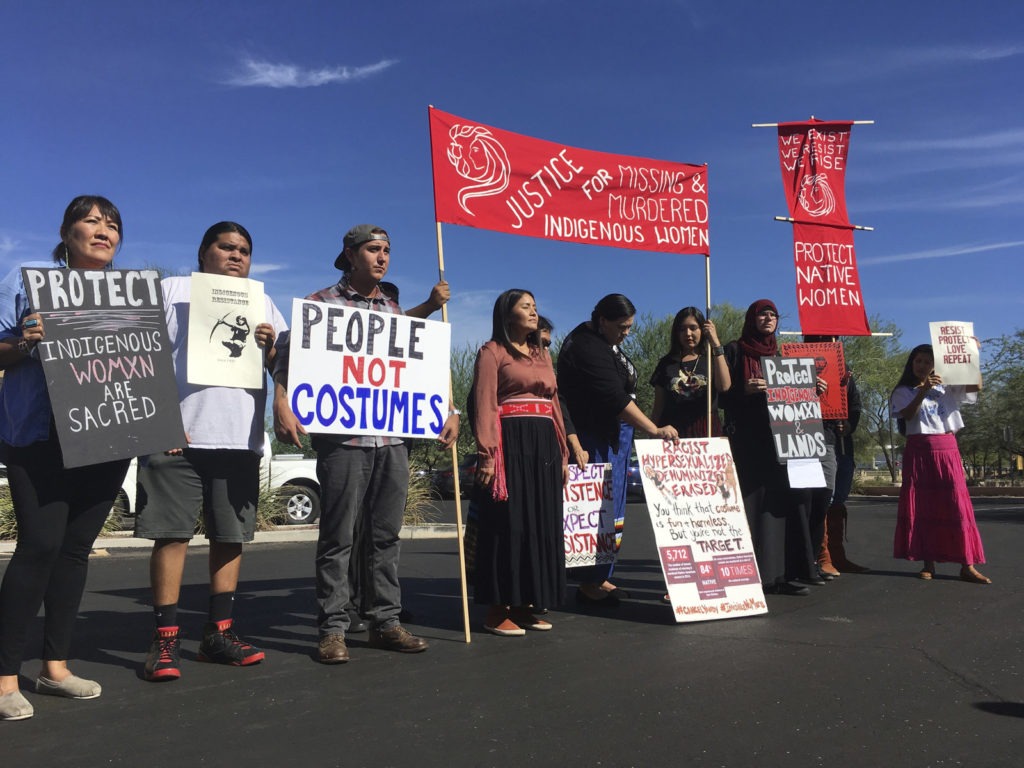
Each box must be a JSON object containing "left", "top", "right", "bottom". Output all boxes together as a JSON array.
[{"left": 334, "top": 224, "right": 389, "bottom": 270}]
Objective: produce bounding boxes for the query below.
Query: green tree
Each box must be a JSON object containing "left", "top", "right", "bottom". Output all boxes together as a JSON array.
[
  {"left": 842, "top": 319, "right": 905, "bottom": 482},
  {"left": 407, "top": 342, "right": 477, "bottom": 473},
  {"left": 959, "top": 329, "right": 1024, "bottom": 481}
]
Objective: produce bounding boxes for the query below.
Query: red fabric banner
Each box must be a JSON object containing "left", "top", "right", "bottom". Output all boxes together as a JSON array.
[
  {"left": 779, "top": 342, "right": 849, "bottom": 419},
  {"left": 777, "top": 120, "right": 853, "bottom": 227},
  {"left": 791, "top": 222, "right": 870, "bottom": 336},
  {"left": 429, "top": 107, "right": 709, "bottom": 254}
]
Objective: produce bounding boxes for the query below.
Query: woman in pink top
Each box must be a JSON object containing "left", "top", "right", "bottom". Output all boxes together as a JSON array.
[
  {"left": 470, "top": 289, "right": 568, "bottom": 636},
  {"left": 890, "top": 344, "right": 989, "bottom": 583}
]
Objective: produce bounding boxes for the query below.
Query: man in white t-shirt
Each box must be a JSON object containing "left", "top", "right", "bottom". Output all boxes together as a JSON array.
[{"left": 134, "top": 222, "right": 286, "bottom": 682}]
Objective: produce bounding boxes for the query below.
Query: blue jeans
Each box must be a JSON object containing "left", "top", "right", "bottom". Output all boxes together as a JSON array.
[{"left": 314, "top": 441, "right": 407, "bottom": 636}]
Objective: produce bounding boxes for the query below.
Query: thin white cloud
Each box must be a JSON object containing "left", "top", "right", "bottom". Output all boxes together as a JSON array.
[
  {"left": 762, "top": 43, "right": 1024, "bottom": 84},
  {"left": 249, "top": 263, "right": 284, "bottom": 276},
  {"left": 886, "top": 43, "right": 1024, "bottom": 67},
  {"left": 869, "top": 128, "right": 1024, "bottom": 153},
  {"left": 0, "top": 236, "right": 18, "bottom": 256},
  {"left": 224, "top": 58, "right": 397, "bottom": 88},
  {"left": 860, "top": 240, "right": 1024, "bottom": 266}
]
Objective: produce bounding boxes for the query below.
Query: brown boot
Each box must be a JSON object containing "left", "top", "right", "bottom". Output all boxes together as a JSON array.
[
  {"left": 817, "top": 527, "right": 841, "bottom": 577},
  {"left": 826, "top": 503, "right": 869, "bottom": 573}
]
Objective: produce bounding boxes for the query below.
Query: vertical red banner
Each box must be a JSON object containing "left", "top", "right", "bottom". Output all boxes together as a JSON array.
[
  {"left": 777, "top": 120, "right": 853, "bottom": 228},
  {"left": 791, "top": 223, "right": 870, "bottom": 336}
]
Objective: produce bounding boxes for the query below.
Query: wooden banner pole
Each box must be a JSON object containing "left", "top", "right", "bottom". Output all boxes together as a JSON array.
[
  {"left": 704, "top": 253, "right": 713, "bottom": 438},
  {"left": 751, "top": 120, "right": 875, "bottom": 127},
  {"left": 773, "top": 216, "right": 874, "bottom": 232},
  {"left": 434, "top": 220, "right": 472, "bottom": 645}
]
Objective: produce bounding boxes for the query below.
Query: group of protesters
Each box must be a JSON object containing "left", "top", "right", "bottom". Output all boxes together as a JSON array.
[{"left": 0, "top": 196, "right": 989, "bottom": 721}]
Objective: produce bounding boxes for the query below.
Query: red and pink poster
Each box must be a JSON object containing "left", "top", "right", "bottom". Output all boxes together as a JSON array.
[
  {"left": 636, "top": 437, "right": 766, "bottom": 622},
  {"left": 780, "top": 341, "right": 849, "bottom": 420},
  {"left": 429, "top": 107, "right": 709, "bottom": 255}
]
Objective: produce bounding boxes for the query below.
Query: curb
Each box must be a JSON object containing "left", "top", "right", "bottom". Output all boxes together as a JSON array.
[{"left": 0, "top": 523, "right": 461, "bottom": 556}]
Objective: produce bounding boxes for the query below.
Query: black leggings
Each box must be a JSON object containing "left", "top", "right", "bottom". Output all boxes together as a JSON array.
[{"left": 0, "top": 436, "right": 129, "bottom": 674}]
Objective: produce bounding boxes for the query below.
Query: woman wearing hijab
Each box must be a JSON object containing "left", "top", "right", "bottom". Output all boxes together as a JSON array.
[{"left": 720, "top": 300, "right": 816, "bottom": 596}]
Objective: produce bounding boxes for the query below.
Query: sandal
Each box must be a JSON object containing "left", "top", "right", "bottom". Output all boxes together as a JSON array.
[{"left": 960, "top": 566, "right": 992, "bottom": 585}]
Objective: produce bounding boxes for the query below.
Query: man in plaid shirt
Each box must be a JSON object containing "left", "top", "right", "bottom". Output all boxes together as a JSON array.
[{"left": 273, "top": 224, "right": 458, "bottom": 663}]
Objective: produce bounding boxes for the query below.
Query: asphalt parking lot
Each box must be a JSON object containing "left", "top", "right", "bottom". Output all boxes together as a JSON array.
[{"left": 3, "top": 496, "right": 1023, "bottom": 767}]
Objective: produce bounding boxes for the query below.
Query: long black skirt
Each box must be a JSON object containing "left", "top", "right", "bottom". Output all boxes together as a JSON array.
[{"left": 473, "top": 416, "right": 565, "bottom": 608}]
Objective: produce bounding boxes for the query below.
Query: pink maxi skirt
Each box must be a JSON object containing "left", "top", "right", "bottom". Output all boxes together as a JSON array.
[{"left": 893, "top": 433, "right": 985, "bottom": 564}]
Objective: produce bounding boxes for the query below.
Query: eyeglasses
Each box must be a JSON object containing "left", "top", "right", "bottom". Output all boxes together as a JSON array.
[{"left": 757, "top": 310, "right": 779, "bottom": 319}]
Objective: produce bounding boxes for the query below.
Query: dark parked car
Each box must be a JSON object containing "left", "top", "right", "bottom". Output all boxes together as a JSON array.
[
  {"left": 625, "top": 452, "right": 646, "bottom": 501},
  {"left": 434, "top": 455, "right": 478, "bottom": 498}
]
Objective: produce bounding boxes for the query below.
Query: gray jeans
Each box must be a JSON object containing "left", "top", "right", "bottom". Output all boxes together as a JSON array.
[{"left": 314, "top": 441, "right": 407, "bottom": 636}]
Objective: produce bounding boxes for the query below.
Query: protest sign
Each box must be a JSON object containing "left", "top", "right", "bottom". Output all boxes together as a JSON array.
[
  {"left": 929, "top": 321, "right": 980, "bottom": 385},
  {"left": 636, "top": 437, "right": 767, "bottom": 622},
  {"left": 186, "top": 272, "right": 266, "bottom": 389},
  {"left": 762, "top": 356, "right": 827, "bottom": 466},
  {"left": 287, "top": 299, "right": 451, "bottom": 438},
  {"left": 23, "top": 267, "right": 184, "bottom": 468},
  {"left": 780, "top": 341, "right": 848, "bottom": 419},
  {"left": 563, "top": 463, "right": 615, "bottom": 568},
  {"left": 429, "top": 107, "right": 709, "bottom": 255},
  {"left": 791, "top": 222, "right": 870, "bottom": 336},
  {"left": 777, "top": 120, "right": 853, "bottom": 228}
]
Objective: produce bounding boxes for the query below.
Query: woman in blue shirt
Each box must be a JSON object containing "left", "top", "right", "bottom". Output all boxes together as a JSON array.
[{"left": 0, "top": 196, "right": 132, "bottom": 721}]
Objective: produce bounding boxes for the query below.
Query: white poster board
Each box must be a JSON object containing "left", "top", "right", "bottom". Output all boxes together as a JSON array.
[
  {"left": 187, "top": 272, "right": 266, "bottom": 389},
  {"left": 287, "top": 299, "right": 451, "bottom": 438},
  {"left": 563, "top": 463, "right": 615, "bottom": 568},
  {"left": 929, "top": 321, "right": 980, "bottom": 385},
  {"left": 636, "top": 437, "right": 767, "bottom": 622}
]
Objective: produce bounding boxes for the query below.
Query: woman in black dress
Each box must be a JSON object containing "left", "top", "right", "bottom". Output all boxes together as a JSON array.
[
  {"left": 557, "top": 294, "right": 678, "bottom": 606},
  {"left": 720, "top": 299, "right": 816, "bottom": 595},
  {"left": 650, "top": 306, "right": 731, "bottom": 438}
]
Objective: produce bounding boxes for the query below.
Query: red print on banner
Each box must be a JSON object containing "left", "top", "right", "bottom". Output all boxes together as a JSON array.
[
  {"left": 429, "top": 107, "right": 710, "bottom": 255},
  {"left": 780, "top": 342, "right": 849, "bottom": 419},
  {"left": 777, "top": 120, "right": 853, "bottom": 228},
  {"left": 792, "top": 222, "right": 870, "bottom": 336}
]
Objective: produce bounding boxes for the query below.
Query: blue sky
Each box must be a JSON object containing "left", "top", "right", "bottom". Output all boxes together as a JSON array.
[{"left": 3, "top": 1, "right": 1022, "bottom": 353}]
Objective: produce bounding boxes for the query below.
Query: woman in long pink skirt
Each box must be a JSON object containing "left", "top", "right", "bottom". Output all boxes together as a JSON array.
[{"left": 891, "top": 344, "right": 989, "bottom": 583}]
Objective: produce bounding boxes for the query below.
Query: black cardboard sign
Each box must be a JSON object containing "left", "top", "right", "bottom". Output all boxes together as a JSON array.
[{"left": 23, "top": 267, "right": 184, "bottom": 468}]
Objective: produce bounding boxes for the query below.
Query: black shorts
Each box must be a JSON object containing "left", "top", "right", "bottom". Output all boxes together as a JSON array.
[{"left": 134, "top": 449, "right": 260, "bottom": 543}]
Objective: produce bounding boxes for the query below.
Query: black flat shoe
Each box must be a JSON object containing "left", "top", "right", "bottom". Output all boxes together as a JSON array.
[
  {"left": 575, "top": 587, "right": 620, "bottom": 607},
  {"left": 797, "top": 575, "right": 827, "bottom": 587},
  {"left": 346, "top": 610, "right": 368, "bottom": 633},
  {"left": 763, "top": 582, "right": 810, "bottom": 596}
]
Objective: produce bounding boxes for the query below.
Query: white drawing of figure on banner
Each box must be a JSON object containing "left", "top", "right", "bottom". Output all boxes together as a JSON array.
[
  {"left": 446, "top": 123, "right": 510, "bottom": 215},
  {"left": 798, "top": 173, "right": 836, "bottom": 217},
  {"left": 211, "top": 311, "right": 252, "bottom": 358}
]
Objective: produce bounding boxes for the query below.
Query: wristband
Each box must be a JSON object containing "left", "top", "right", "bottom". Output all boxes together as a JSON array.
[
  {"left": 712, "top": 345, "right": 725, "bottom": 357},
  {"left": 449, "top": 408, "right": 462, "bottom": 416}
]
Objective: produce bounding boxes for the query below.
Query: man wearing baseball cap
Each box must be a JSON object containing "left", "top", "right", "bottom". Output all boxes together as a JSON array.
[{"left": 273, "top": 225, "right": 457, "bottom": 663}]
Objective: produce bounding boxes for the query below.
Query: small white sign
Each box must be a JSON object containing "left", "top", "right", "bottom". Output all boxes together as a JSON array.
[{"left": 929, "top": 321, "right": 980, "bottom": 386}]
